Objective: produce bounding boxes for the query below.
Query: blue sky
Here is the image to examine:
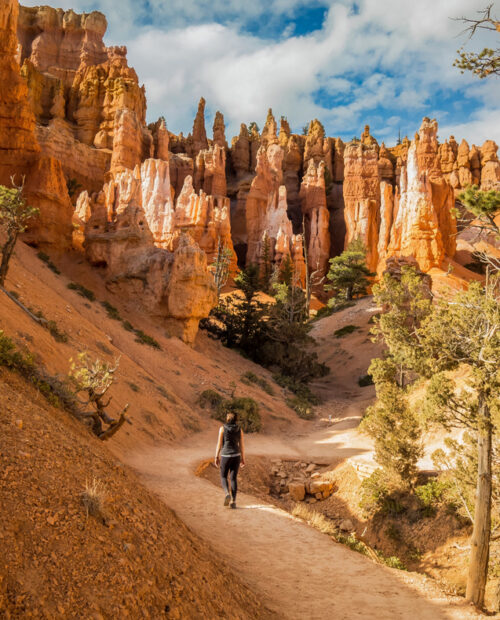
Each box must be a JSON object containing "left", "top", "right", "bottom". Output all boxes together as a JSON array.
[{"left": 21, "top": 0, "right": 500, "bottom": 146}]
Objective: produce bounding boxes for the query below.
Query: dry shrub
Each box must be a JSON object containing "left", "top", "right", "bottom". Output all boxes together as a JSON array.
[{"left": 82, "top": 478, "right": 107, "bottom": 523}]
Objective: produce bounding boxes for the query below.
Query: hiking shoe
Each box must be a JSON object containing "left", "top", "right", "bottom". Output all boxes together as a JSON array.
[
  {"left": 224, "top": 494, "right": 231, "bottom": 506},
  {"left": 230, "top": 501, "right": 236, "bottom": 509}
]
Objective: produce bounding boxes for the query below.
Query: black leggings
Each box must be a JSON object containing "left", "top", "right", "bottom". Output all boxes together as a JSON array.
[{"left": 220, "top": 455, "right": 241, "bottom": 499}]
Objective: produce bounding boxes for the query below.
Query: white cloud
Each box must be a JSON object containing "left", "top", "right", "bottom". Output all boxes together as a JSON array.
[{"left": 19, "top": 0, "right": 500, "bottom": 146}]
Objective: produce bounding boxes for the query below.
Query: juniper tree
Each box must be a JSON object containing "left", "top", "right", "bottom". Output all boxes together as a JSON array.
[
  {"left": 0, "top": 178, "right": 38, "bottom": 287},
  {"left": 372, "top": 267, "right": 500, "bottom": 609},
  {"left": 453, "top": 4, "right": 500, "bottom": 79},
  {"left": 325, "top": 239, "right": 374, "bottom": 303},
  {"left": 70, "top": 352, "right": 129, "bottom": 440}
]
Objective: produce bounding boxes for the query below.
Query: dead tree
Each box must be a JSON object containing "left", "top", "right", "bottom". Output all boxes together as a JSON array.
[{"left": 70, "top": 352, "right": 129, "bottom": 440}]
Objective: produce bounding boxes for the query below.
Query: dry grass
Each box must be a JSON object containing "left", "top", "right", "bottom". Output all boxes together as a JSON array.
[
  {"left": 292, "top": 503, "right": 337, "bottom": 536},
  {"left": 82, "top": 478, "right": 107, "bottom": 522}
]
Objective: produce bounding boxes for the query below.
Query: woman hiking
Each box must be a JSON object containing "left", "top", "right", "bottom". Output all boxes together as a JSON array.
[{"left": 215, "top": 412, "right": 245, "bottom": 509}]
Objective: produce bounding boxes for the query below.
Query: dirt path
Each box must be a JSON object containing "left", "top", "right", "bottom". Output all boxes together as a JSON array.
[{"left": 126, "top": 426, "right": 476, "bottom": 620}]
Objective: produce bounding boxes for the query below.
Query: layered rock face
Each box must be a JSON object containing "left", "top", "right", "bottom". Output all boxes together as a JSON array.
[
  {"left": 300, "top": 159, "right": 330, "bottom": 278},
  {"left": 0, "top": 0, "right": 72, "bottom": 247},
  {"left": 16, "top": 5, "right": 150, "bottom": 193},
  {"left": 387, "top": 119, "right": 456, "bottom": 271},
  {"left": 343, "top": 141, "right": 380, "bottom": 272},
  {"left": 78, "top": 168, "right": 217, "bottom": 343}
]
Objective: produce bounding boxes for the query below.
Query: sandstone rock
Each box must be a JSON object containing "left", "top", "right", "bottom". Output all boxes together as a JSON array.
[
  {"left": 360, "top": 125, "right": 378, "bottom": 148},
  {"left": 386, "top": 118, "right": 456, "bottom": 272},
  {"left": 339, "top": 519, "right": 354, "bottom": 532},
  {"left": 110, "top": 109, "right": 152, "bottom": 172},
  {"left": 169, "top": 153, "right": 194, "bottom": 200},
  {"left": 304, "top": 119, "right": 332, "bottom": 174},
  {"left": 300, "top": 159, "right": 330, "bottom": 278},
  {"left": 212, "top": 111, "right": 227, "bottom": 150},
  {"left": 0, "top": 0, "right": 72, "bottom": 248},
  {"left": 342, "top": 141, "right": 380, "bottom": 272},
  {"left": 289, "top": 482, "right": 305, "bottom": 502},
  {"left": 231, "top": 124, "right": 251, "bottom": 178},
  {"left": 332, "top": 138, "right": 345, "bottom": 183},
  {"left": 260, "top": 109, "right": 278, "bottom": 148},
  {"left": 195, "top": 144, "right": 227, "bottom": 196},
  {"left": 246, "top": 144, "right": 299, "bottom": 272},
  {"left": 191, "top": 97, "right": 208, "bottom": 156},
  {"left": 18, "top": 5, "right": 108, "bottom": 88},
  {"left": 82, "top": 172, "right": 216, "bottom": 343},
  {"left": 480, "top": 140, "right": 500, "bottom": 190}
]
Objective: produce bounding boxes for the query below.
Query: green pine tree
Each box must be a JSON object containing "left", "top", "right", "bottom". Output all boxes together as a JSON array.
[{"left": 325, "top": 239, "right": 374, "bottom": 303}]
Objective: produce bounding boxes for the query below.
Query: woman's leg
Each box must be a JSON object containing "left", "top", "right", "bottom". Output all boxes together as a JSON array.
[
  {"left": 228, "top": 456, "right": 241, "bottom": 500},
  {"left": 220, "top": 456, "right": 230, "bottom": 495}
]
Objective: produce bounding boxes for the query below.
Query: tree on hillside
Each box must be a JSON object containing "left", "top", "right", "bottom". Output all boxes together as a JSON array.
[
  {"left": 457, "top": 185, "right": 500, "bottom": 272},
  {"left": 372, "top": 266, "right": 500, "bottom": 609},
  {"left": 70, "top": 352, "right": 129, "bottom": 440},
  {"left": 0, "top": 178, "right": 38, "bottom": 287},
  {"left": 363, "top": 359, "right": 423, "bottom": 489},
  {"left": 325, "top": 239, "right": 374, "bottom": 304},
  {"left": 211, "top": 237, "right": 233, "bottom": 300},
  {"left": 453, "top": 4, "right": 500, "bottom": 79}
]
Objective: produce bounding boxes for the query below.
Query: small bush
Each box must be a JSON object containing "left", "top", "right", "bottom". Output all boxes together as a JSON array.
[
  {"left": 128, "top": 382, "right": 140, "bottom": 393},
  {"left": 198, "top": 389, "right": 225, "bottom": 410},
  {"left": 122, "top": 320, "right": 134, "bottom": 332},
  {"left": 37, "top": 251, "right": 61, "bottom": 275},
  {"left": 378, "top": 554, "right": 406, "bottom": 570},
  {"left": 216, "top": 397, "right": 262, "bottom": 433},
  {"left": 101, "top": 301, "right": 122, "bottom": 321},
  {"left": 286, "top": 396, "right": 315, "bottom": 420},
  {"left": 241, "top": 371, "right": 274, "bottom": 395},
  {"left": 134, "top": 329, "right": 161, "bottom": 349},
  {"left": 415, "top": 479, "right": 448, "bottom": 517},
  {"left": 367, "top": 313, "right": 381, "bottom": 325},
  {"left": 359, "top": 469, "right": 405, "bottom": 516},
  {"left": 358, "top": 374, "right": 374, "bottom": 387},
  {"left": 273, "top": 374, "right": 320, "bottom": 404},
  {"left": 198, "top": 389, "right": 262, "bottom": 432},
  {"left": 46, "top": 320, "right": 68, "bottom": 343},
  {"left": 81, "top": 478, "right": 106, "bottom": 523},
  {"left": 67, "top": 282, "right": 96, "bottom": 301},
  {"left": 334, "top": 324, "right": 358, "bottom": 338}
]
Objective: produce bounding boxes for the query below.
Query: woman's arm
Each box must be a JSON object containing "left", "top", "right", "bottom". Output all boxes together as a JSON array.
[
  {"left": 215, "top": 427, "right": 224, "bottom": 466},
  {"left": 240, "top": 430, "right": 246, "bottom": 467}
]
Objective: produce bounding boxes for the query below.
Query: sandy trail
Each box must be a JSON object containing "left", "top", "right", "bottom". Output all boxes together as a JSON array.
[{"left": 127, "top": 424, "right": 474, "bottom": 620}]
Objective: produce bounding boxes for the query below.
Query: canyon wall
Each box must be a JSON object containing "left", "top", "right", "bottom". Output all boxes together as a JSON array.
[{"left": 3, "top": 1, "right": 499, "bottom": 324}]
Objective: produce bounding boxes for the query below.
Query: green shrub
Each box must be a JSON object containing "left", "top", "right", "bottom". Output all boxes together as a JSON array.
[
  {"left": 378, "top": 554, "right": 407, "bottom": 570},
  {"left": 67, "top": 282, "right": 96, "bottom": 301},
  {"left": 334, "top": 324, "right": 358, "bottom": 338},
  {"left": 37, "top": 251, "right": 60, "bottom": 275},
  {"left": 241, "top": 371, "right": 274, "bottom": 395},
  {"left": 134, "top": 329, "right": 161, "bottom": 349},
  {"left": 46, "top": 320, "right": 68, "bottom": 343},
  {"left": 216, "top": 397, "right": 262, "bottom": 433},
  {"left": 359, "top": 469, "right": 406, "bottom": 516},
  {"left": 128, "top": 382, "right": 140, "bottom": 393},
  {"left": 286, "top": 396, "right": 314, "bottom": 420},
  {"left": 415, "top": 479, "right": 448, "bottom": 517},
  {"left": 198, "top": 389, "right": 225, "bottom": 410},
  {"left": 122, "top": 320, "right": 134, "bottom": 332},
  {"left": 101, "top": 301, "right": 122, "bottom": 321},
  {"left": 358, "top": 374, "right": 374, "bottom": 387},
  {"left": 198, "top": 389, "right": 262, "bottom": 432}
]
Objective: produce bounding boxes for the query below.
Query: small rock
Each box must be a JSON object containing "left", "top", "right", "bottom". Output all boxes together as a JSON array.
[
  {"left": 307, "top": 498, "right": 317, "bottom": 504},
  {"left": 289, "top": 482, "right": 306, "bottom": 501},
  {"left": 15, "top": 419, "right": 23, "bottom": 430},
  {"left": 310, "top": 472, "right": 320, "bottom": 479},
  {"left": 306, "top": 464, "right": 316, "bottom": 473},
  {"left": 339, "top": 519, "right": 354, "bottom": 532}
]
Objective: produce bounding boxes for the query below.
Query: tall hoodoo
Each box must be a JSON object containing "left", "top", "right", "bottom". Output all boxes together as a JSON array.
[
  {"left": 342, "top": 141, "right": 380, "bottom": 272},
  {"left": 387, "top": 118, "right": 456, "bottom": 272},
  {"left": 212, "top": 111, "right": 227, "bottom": 150},
  {"left": 300, "top": 159, "right": 330, "bottom": 278},
  {"left": 192, "top": 97, "right": 209, "bottom": 156}
]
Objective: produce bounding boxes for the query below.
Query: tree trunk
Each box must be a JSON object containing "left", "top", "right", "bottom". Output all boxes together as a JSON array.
[
  {"left": 466, "top": 398, "right": 492, "bottom": 609},
  {"left": 0, "top": 231, "right": 18, "bottom": 286}
]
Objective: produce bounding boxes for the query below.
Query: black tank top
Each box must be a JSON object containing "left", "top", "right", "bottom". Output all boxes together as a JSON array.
[{"left": 221, "top": 423, "right": 241, "bottom": 456}]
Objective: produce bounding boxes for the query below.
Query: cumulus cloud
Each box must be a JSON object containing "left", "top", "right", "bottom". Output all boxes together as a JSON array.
[{"left": 20, "top": 0, "right": 500, "bottom": 145}]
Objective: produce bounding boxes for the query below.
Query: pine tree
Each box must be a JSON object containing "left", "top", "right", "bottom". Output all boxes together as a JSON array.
[
  {"left": 0, "top": 179, "right": 39, "bottom": 287},
  {"left": 325, "top": 239, "right": 374, "bottom": 303},
  {"left": 373, "top": 267, "right": 500, "bottom": 609},
  {"left": 211, "top": 237, "right": 232, "bottom": 300},
  {"left": 453, "top": 5, "right": 500, "bottom": 79}
]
